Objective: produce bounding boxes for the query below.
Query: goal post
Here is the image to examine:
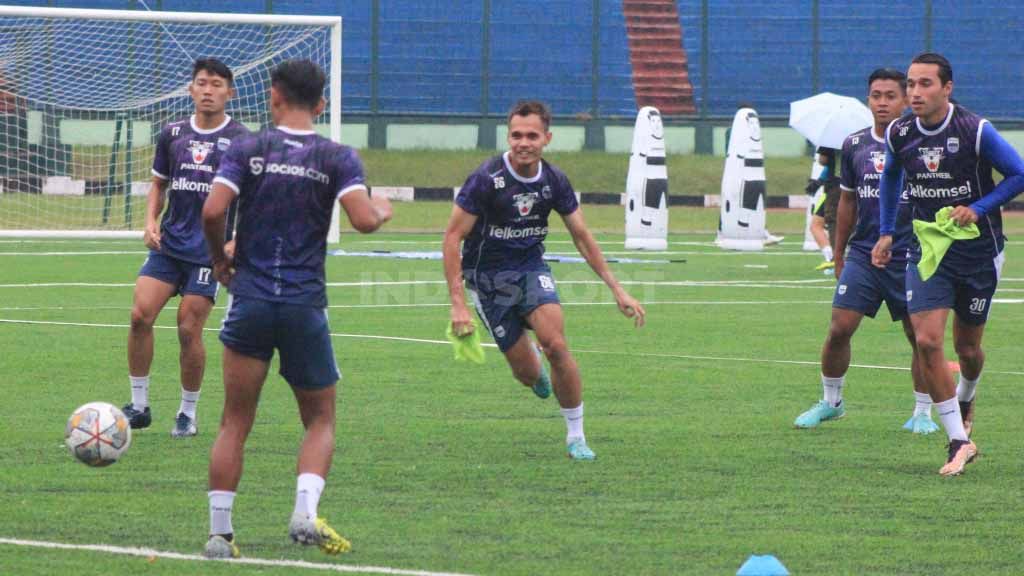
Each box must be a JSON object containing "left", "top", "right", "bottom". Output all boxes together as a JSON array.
[{"left": 0, "top": 5, "right": 344, "bottom": 241}]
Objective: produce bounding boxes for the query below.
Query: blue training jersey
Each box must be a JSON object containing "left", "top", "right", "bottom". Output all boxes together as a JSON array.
[
  {"left": 456, "top": 152, "right": 578, "bottom": 280},
  {"left": 152, "top": 115, "right": 249, "bottom": 265},
  {"left": 213, "top": 126, "right": 367, "bottom": 307},
  {"left": 839, "top": 126, "right": 912, "bottom": 265},
  {"left": 884, "top": 104, "right": 1004, "bottom": 265}
]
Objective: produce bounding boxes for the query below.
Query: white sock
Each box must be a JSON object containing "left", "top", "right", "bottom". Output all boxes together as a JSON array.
[
  {"left": 822, "top": 374, "right": 844, "bottom": 407},
  {"left": 560, "top": 404, "right": 585, "bottom": 443},
  {"left": 179, "top": 388, "right": 200, "bottom": 419},
  {"left": 130, "top": 375, "right": 149, "bottom": 410},
  {"left": 913, "top": 391, "right": 932, "bottom": 416},
  {"left": 208, "top": 490, "right": 235, "bottom": 536},
  {"left": 956, "top": 374, "right": 979, "bottom": 402},
  {"left": 294, "top": 473, "right": 325, "bottom": 520},
  {"left": 821, "top": 246, "right": 834, "bottom": 262},
  {"left": 934, "top": 397, "right": 968, "bottom": 442}
]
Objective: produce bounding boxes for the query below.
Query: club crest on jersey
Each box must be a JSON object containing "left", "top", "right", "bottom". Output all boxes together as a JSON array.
[
  {"left": 513, "top": 192, "right": 536, "bottom": 217},
  {"left": 918, "top": 147, "right": 944, "bottom": 173},
  {"left": 217, "top": 137, "right": 231, "bottom": 152},
  {"left": 189, "top": 140, "right": 214, "bottom": 164},
  {"left": 541, "top": 185, "right": 552, "bottom": 200},
  {"left": 870, "top": 151, "right": 886, "bottom": 173},
  {"left": 947, "top": 137, "right": 959, "bottom": 154}
]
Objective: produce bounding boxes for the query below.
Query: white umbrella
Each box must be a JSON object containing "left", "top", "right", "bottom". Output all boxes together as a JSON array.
[{"left": 788, "top": 92, "right": 873, "bottom": 149}]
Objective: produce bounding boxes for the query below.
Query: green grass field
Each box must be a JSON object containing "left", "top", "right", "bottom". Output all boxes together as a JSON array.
[{"left": 2, "top": 205, "right": 1024, "bottom": 575}]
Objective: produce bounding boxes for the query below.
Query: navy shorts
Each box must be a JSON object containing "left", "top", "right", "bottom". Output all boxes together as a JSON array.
[
  {"left": 138, "top": 251, "right": 218, "bottom": 300},
  {"left": 466, "top": 269, "right": 561, "bottom": 352},
  {"left": 833, "top": 257, "right": 908, "bottom": 321},
  {"left": 219, "top": 294, "right": 340, "bottom": 389},
  {"left": 905, "top": 252, "right": 1004, "bottom": 326}
]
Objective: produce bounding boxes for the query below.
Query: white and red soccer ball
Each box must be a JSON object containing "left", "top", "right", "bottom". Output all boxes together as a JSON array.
[{"left": 64, "top": 402, "right": 132, "bottom": 467}]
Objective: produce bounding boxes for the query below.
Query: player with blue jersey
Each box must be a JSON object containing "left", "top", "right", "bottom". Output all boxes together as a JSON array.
[
  {"left": 124, "top": 59, "right": 249, "bottom": 437},
  {"left": 443, "top": 100, "right": 646, "bottom": 461},
  {"left": 794, "top": 68, "right": 940, "bottom": 432},
  {"left": 200, "top": 59, "right": 392, "bottom": 559},
  {"left": 872, "top": 53, "right": 1024, "bottom": 475}
]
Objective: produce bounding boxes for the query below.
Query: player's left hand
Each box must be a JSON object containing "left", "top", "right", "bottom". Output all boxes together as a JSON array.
[
  {"left": 212, "top": 256, "right": 235, "bottom": 287},
  {"left": 949, "top": 205, "right": 979, "bottom": 226},
  {"left": 616, "top": 292, "right": 646, "bottom": 328}
]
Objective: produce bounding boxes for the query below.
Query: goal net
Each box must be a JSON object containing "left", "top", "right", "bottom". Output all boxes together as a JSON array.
[{"left": 0, "top": 6, "right": 341, "bottom": 238}]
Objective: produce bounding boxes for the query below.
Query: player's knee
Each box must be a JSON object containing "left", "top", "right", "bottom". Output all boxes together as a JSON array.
[
  {"left": 177, "top": 317, "right": 204, "bottom": 348},
  {"left": 954, "top": 341, "right": 983, "bottom": 363},
  {"left": 914, "top": 332, "right": 944, "bottom": 356},
  {"left": 540, "top": 337, "right": 569, "bottom": 363},
  {"left": 130, "top": 305, "right": 156, "bottom": 331},
  {"left": 826, "top": 323, "right": 853, "bottom": 346}
]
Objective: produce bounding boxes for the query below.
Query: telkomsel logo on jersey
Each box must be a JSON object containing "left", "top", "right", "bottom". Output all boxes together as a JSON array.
[
  {"left": 171, "top": 177, "right": 211, "bottom": 194},
  {"left": 488, "top": 225, "right": 547, "bottom": 240},
  {"left": 248, "top": 156, "right": 329, "bottom": 184}
]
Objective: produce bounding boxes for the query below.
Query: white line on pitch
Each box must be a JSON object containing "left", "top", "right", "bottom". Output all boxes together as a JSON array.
[
  {"left": 4, "top": 317, "right": 1024, "bottom": 377},
  {"left": 0, "top": 300, "right": 840, "bottom": 312},
  {"left": 0, "top": 250, "right": 146, "bottom": 256},
  {"left": 0, "top": 537, "right": 477, "bottom": 576}
]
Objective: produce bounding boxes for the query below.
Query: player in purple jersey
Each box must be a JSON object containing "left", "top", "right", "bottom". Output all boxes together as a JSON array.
[
  {"left": 123, "top": 58, "right": 249, "bottom": 438},
  {"left": 794, "top": 68, "right": 941, "bottom": 432},
  {"left": 442, "top": 100, "right": 646, "bottom": 461},
  {"left": 872, "top": 53, "right": 1024, "bottom": 476},
  {"left": 199, "top": 60, "right": 392, "bottom": 559}
]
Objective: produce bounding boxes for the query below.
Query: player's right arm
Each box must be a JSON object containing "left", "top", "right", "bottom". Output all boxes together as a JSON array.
[
  {"left": 833, "top": 190, "right": 857, "bottom": 279},
  {"left": 145, "top": 124, "right": 175, "bottom": 251},
  {"left": 442, "top": 205, "right": 478, "bottom": 336},
  {"left": 143, "top": 176, "right": 169, "bottom": 251},
  {"left": 833, "top": 139, "right": 859, "bottom": 278}
]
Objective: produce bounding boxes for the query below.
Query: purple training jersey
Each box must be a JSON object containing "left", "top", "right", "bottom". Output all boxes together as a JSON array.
[
  {"left": 151, "top": 115, "right": 249, "bottom": 265},
  {"left": 456, "top": 152, "right": 578, "bottom": 277},
  {"left": 213, "top": 126, "right": 367, "bottom": 307},
  {"left": 839, "top": 126, "right": 912, "bottom": 264},
  {"left": 886, "top": 103, "right": 1003, "bottom": 265}
]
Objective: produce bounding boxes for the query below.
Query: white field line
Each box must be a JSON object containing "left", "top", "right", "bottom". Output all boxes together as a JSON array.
[
  {"left": 0, "top": 300, "right": 841, "bottom": 312},
  {"left": 0, "top": 250, "right": 146, "bottom": 256},
  {"left": 0, "top": 537, "right": 477, "bottom": 576},
  {"left": 8, "top": 279, "right": 1024, "bottom": 294},
  {"left": 0, "top": 278, "right": 833, "bottom": 289},
  {"left": 4, "top": 317, "right": 1024, "bottom": 377}
]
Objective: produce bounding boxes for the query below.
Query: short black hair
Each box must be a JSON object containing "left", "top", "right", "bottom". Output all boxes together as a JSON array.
[
  {"left": 507, "top": 100, "right": 551, "bottom": 131},
  {"left": 271, "top": 59, "right": 326, "bottom": 111},
  {"left": 192, "top": 58, "right": 233, "bottom": 86},
  {"left": 911, "top": 52, "right": 953, "bottom": 85},
  {"left": 867, "top": 67, "right": 906, "bottom": 91}
]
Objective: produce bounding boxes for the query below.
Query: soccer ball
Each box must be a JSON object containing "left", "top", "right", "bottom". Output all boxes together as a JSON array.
[{"left": 64, "top": 402, "right": 132, "bottom": 467}]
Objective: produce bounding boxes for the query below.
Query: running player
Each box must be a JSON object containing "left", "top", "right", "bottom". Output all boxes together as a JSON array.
[
  {"left": 794, "top": 68, "right": 938, "bottom": 433},
  {"left": 200, "top": 59, "right": 392, "bottom": 558},
  {"left": 124, "top": 58, "right": 249, "bottom": 437},
  {"left": 442, "top": 100, "right": 646, "bottom": 461},
  {"left": 872, "top": 53, "right": 1024, "bottom": 475}
]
